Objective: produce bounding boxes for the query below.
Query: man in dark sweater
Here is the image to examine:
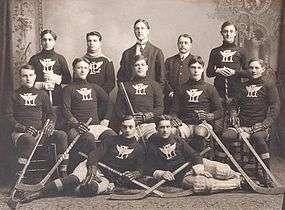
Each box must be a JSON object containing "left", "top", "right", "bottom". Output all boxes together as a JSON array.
[
  {"left": 62, "top": 58, "right": 115, "bottom": 172},
  {"left": 115, "top": 55, "right": 164, "bottom": 139},
  {"left": 144, "top": 115, "right": 241, "bottom": 193},
  {"left": 170, "top": 56, "right": 223, "bottom": 152},
  {"left": 117, "top": 19, "right": 166, "bottom": 89},
  {"left": 222, "top": 58, "right": 280, "bottom": 186},
  {"left": 5, "top": 64, "right": 69, "bottom": 178},
  {"left": 29, "top": 29, "right": 71, "bottom": 106},
  {"left": 164, "top": 34, "right": 195, "bottom": 113}
]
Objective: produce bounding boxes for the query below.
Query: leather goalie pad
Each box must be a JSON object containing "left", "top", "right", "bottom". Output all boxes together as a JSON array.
[
  {"left": 183, "top": 175, "right": 241, "bottom": 194},
  {"left": 203, "top": 158, "right": 240, "bottom": 180}
]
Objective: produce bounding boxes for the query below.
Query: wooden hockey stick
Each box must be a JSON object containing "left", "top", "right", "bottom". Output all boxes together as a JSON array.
[
  {"left": 118, "top": 82, "right": 146, "bottom": 146},
  {"left": 203, "top": 121, "right": 285, "bottom": 195},
  {"left": 15, "top": 118, "right": 93, "bottom": 192},
  {"left": 8, "top": 119, "right": 51, "bottom": 209},
  {"left": 236, "top": 126, "right": 281, "bottom": 187},
  {"left": 109, "top": 147, "right": 212, "bottom": 200}
]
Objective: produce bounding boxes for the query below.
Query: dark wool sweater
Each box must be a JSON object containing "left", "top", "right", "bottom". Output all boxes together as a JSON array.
[
  {"left": 165, "top": 53, "right": 195, "bottom": 94},
  {"left": 144, "top": 133, "right": 202, "bottom": 181},
  {"left": 29, "top": 49, "right": 71, "bottom": 106},
  {"left": 115, "top": 77, "right": 164, "bottom": 120},
  {"left": 117, "top": 41, "right": 166, "bottom": 89},
  {"left": 87, "top": 135, "right": 145, "bottom": 173},
  {"left": 62, "top": 79, "right": 113, "bottom": 127},
  {"left": 5, "top": 86, "right": 55, "bottom": 130},
  {"left": 171, "top": 79, "right": 223, "bottom": 124},
  {"left": 83, "top": 53, "right": 115, "bottom": 94},
  {"left": 237, "top": 77, "right": 280, "bottom": 127},
  {"left": 206, "top": 42, "right": 250, "bottom": 99}
]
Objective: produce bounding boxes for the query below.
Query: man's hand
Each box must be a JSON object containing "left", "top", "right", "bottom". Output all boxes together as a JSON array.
[
  {"left": 195, "top": 110, "right": 214, "bottom": 122},
  {"left": 82, "top": 165, "right": 98, "bottom": 185},
  {"left": 162, "top": 171, "right": 175, "bottom": 181},
  {"left": 133, "top": 112, "right": 144, "bottom": 124},
  {"left": 26, "top": 126, "right": 38, "bottom": 136},
  {"left": 44, "top": 72, "right": 62, "bottom": 85},
  {"left": 192, "top": 164, "right": 213, "bottom": 178},
  {"left": 122, "top": 170, "right": 141, "bottom": 180},
  {"left": 170, "top": 117, "right": 183, "bottom": 127},
  {"left": 43, "top": 82, "right": 55, "bottom": 91},
  {"left": 100, "top": 119, "right": 109, "bottom": 127},
  {"left": 252, "top": 123, "right": 265, "bottom": 133},
  {"left": 169, "top": 91, "right": 174, "bottom": 98},
  {"left": 215, "top": 67, "right": 235, "bottom": 77},
  {"left": 44, "top": 121, "right": 55, "bottom": 137},
  {"left": 229, "top": 110, "right": 239, "bottom": 126},
  {"left": 75, "top": 122, "right": 90, "bottom": 134}
]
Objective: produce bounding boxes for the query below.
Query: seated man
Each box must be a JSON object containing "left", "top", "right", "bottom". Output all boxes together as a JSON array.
[
  {"left": 222, "top": 58, "right": 280, "bottom": 186},
  {"left": 5, "top": 64, "right": 69, "bottom": 178},
  {"left": 144, "top": 115, "right": 241, "bottom": 194},
  {"left": 114, "top": 54, "right": 164, "bottom": 140},
  {"left": 170, "top": 56, "right": 223, "bottom": 152},
  {"left": 20, "top": 115, "right": 145, "bottom": 203},
  {"left": 62, "top": 57, "right": 115, "bottom": 171}
]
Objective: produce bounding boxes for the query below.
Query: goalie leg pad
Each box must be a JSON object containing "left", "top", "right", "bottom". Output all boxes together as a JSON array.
[
  {"left": 135, "top": 123, "right": 156, "bottom": 140},
  {"left": 177, "top": 123, "right": 193, "bottom": 139},
  {"left": 194, "top": 124, "right": 211, "bottom": 139},
  {"left": 222, "top": 127, "right": 238, "bottom": 142},
  {"left": 203, "top": 158, "right": 240, "bottom": 180},
  {"left": 89, "top": 125, "right": 113, "bottom": 142}
]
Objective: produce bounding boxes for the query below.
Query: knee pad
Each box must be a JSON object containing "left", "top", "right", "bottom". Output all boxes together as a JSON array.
[
  {"left": 194, "top": 125, "right": 209, "bottom": 139},
  {"left": 16, "top": 133, "right": 36, "bottom": 151},
  {"left": 222, "top": 128, "right": 238, "bottom": 142},
  {"left": 177, "top": 123, "right": 192, "bottom": 138},
  {"left": 60, "top": 174, "right": 80, "bottom": 192}
]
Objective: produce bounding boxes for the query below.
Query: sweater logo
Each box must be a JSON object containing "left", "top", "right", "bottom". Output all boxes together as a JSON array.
[
  {"left": 186, "top": 89, "right": 203, "bottom": 102},
  {"left": 116, "top": 145, "right": 134, "bottom": 159},
  {"left": 40, "top": 59, "right": 56, "bottom": 73},
  {"left": 76, "top": 88, "right": 93, "bottom": 101},
  {"left": 133, "top": 83, "right": 148, "bottom": 95},
  {"left": 159, "top": 143, "right": 177, "bottom": 160},
  {"left": 220, "top": 50, "right": 237, "bottom": 62},
  {"left": 89, "top": 61, "right": 103, "bottom": 75},
  {"left": 246, "top": 85, "right": 262, "bottom": 97},
  {"left": 20, "top": 93, "right": 37, "bottom": 106}
]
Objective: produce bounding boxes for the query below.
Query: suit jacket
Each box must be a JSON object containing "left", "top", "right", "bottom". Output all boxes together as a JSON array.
[{"left": 117, "top": 41, "right": 166, "bottom": 89}]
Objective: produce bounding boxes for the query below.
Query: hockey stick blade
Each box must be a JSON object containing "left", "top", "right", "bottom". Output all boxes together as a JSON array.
[
  {"left": 203, "top": 122, "right": 285, "bottom": 195},
  {"left": 7, "top": 198, "right": 20, "bottom": 210},
  {"left": 16, "top": 118, "right": 93, "bottom": 192}
]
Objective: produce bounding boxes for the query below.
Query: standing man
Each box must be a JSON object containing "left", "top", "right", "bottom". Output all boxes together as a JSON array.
[
  {"left": 5, "top": 64, "right": 69, "bottom": 179},
  {"left": 29, "top": 29, "right": 71, "bottom": 106},
  {"left": 164, "top": 34, "right": 195, "bottom": 113},
  {"left": 115, "top": 55, "right": 164, "bottom": 139},
  {"left": 206, "top": 21, "right": 250, "bottom": 100},
  {"left": 83, "top": 31, "right": 115, "bottom": 95},
  {"left": 117, "top": 19, "right": 166, "bottom": 89}
]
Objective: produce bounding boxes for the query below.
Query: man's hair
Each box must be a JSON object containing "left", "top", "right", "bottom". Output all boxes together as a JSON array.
[
  {"left": 86, "top": 31, "right": 102, "bottom": 41},
  {"left": 248, "top": 57, "right": 266, "bottom": 68},
  {"left": 155, "top": 115, "right": 172, "bottom": 127},
  {"left": 40, "top": 29, "right": 57, "bottom": 40},
  {"left": 19, "top": 64, "right": 35, "bottom": 74},
  {"left": 72, "top": 57, "right": 89, "bottom": 69},
  {"left": 132, "top": 54, "right": 148, "bottom": 66},
  {"left": 177, "top": 33, "right": 193, "bottom": 43},
  {"left": 220, "top": 21, "right": 237, "bottom": 32},
  {"left": 120, "top": 115, "right": 136, "bottom": 125},
  {"left": 188, "top": 56, "right": 205, "bottom": 67},
  {"left": 134, "top": 19, "right": 150, "bottom": 29}
]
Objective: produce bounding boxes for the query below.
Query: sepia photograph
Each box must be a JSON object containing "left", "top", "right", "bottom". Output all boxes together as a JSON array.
[{"left": 0, "top": 0, "right": 285, "bottom": 209}]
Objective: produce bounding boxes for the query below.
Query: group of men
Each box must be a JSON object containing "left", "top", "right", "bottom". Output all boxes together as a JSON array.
[{"left": 4, "top": 18, "right": 280, "bottom": 204}]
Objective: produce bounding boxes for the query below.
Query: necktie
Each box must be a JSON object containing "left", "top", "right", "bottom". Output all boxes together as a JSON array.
[{"left": 136, "top": 43, "right": 144, "bottom": 55}]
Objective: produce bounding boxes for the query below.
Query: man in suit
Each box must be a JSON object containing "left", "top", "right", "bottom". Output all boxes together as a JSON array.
[{"left": 117, "top": 19, "right": 166, "bottom": 90}]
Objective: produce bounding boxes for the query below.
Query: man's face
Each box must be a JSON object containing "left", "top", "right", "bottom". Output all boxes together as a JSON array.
[
  {"left": 249, "top": 61, "right": 265, "bottom": 79},
  {"left": 157, "top": 120, "right": 172, "bottom": 139},
  {"left": 87, "top": 35, "right": 102, "bottom": 52},
  {"left": 177, "top": 36, "right": 192, "bottom": 54},
  {"left": 189, "top": 62, "right": 204, "bottom": 81},
  {"left": 134, "top": 59, "right": 148, "bottom": 77},
  {"left": 121, "top": 119, "right": 136, "bottom": 139},
  {"left": 74, "top": 61, "right": 90, "bottom": 80},
  {"left": 134, "top": 22, "right": 150, "bottom": 42},
  {"left": 20, "top": 68, "right": 36, "bottom": 88},
  {"left": 41, "top": 33, "right": 56, "bottom": 51},
  {"left": 221, "top": 25, "right": 237, "bottom": 44}
]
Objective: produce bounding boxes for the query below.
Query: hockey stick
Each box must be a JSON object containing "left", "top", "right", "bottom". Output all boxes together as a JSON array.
[
  {"left": 15, "top": 118, "right": 93, "bottom": 192},
  {"left": 118, "top": 82, "right": 146, "bottom": 146},
  {"left": 109, "top": 147, "right": 212, "bottom": 200},
  {"left": 203, "top": 121, "right": 285, "bottom": 195},
  {"left": 236, "top": 126, "right": 281, "bottom": 187},
  {"left": 7, "top": 119, "right": 51, "bottom": 209}
]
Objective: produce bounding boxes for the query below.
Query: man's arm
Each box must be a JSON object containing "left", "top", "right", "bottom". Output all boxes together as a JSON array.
[
  {"left": 206, "top": 49, "right": 217, "bottom": 78},
  {"left": 152, "top": 82, "right": 164, "bottom": 116},
  {"left": 102, "top": 61, "right": 115, "bottom": 94},
  {"left": 58, "top": 55, "right": 72, "bottom": 84},
  {"left": 62, "top": 86, "right": 79, "bottom": 127},
  {"left": 117, "top": 51, "right": 128, "bottom": 82},
  {"left": 94, "top": 85, "right": 114, "bottom": 121},
  {"left": 155, "top": 49, "right": 166, "bottom": 90}
]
